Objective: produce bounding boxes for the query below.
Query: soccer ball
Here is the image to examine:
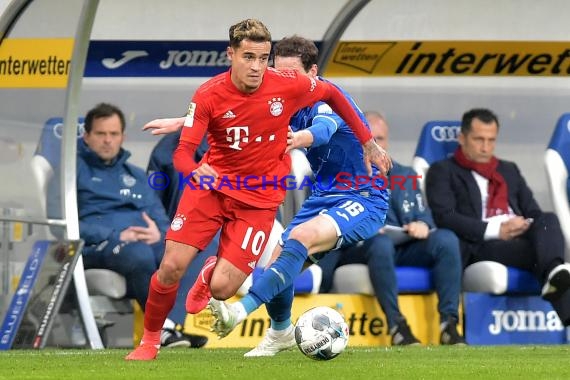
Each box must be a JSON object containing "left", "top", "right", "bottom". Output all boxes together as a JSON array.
[{"left": 294, "top": 306, "right": 349, "bottom": 361}]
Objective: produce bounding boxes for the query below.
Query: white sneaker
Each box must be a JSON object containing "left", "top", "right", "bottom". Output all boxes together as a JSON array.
[
  {"left": 208, "top": 299, "right": 240, "bottom": 338},
  {"left": 542, "top": 263, "right": 570, "bottom": 302},
  {"left": 244, "top": 327, "right": 296, "bottom": 357}
]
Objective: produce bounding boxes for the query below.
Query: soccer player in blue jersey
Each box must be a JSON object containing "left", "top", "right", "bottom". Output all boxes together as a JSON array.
[{"left": 209, "top": 35, "right": 391, "bottom": 354}]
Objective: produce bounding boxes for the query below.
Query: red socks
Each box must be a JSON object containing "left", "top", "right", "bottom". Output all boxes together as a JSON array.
[{"left": 141, "top": 272, "right": 179, "bottom": 345}]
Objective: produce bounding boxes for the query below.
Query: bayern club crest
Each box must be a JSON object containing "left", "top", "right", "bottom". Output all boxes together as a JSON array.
[
  {"left": 268, "top": 97, "right": 284, "bottom": 116},
  {"left": 170, "top": 214, "right": 186, "bottom": 231},
  {"left": 121, "top": 174, "right": 136, "bottom": 187}
]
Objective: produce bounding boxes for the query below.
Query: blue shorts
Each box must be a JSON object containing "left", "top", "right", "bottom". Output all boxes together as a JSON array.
[{"left": 281, "top": 192, "right": 388, "bottom": 250}]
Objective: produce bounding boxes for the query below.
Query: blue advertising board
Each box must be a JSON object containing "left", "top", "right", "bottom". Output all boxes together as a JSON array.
[
  {"left": 464, "top": 292, "right": 567, "bottom": 345},
  {"left": 0, "top": 241, "right": 49, "bottom": 350},
  {"left": 86, "top": 40, "right": 231, "bottom": 77}
]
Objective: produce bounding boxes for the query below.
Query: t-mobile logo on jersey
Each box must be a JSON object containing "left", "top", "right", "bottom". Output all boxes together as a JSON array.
[
  {"left": 226, "top": 126, "right": 276, "bottom": 150},
  {"left": 226, "top": 126, "right": 249, "bottom": 150}
]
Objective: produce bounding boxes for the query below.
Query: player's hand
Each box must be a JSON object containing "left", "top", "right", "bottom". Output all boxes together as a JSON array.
[
  {"left": 363, "top": 138, "right": 392, "bottom": 176},
  {"left": 286, "top": 129, "right": 314, "bottom": 152},
  {"left": 285, "top": 126, "right": 295, "bottom": 153},
  {"left": 142, "top": 117, "right": 185, "bottom": 135},
  {"left": 192, "top": 163, "right": 219, "bottom": 190}
]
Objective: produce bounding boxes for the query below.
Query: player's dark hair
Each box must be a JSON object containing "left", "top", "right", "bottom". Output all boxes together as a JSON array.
[
  {"left": 84, "top": 103, "right": 126, "bottom": 133},
  {"left": 461, "top": 108, "right": 500, "bottom": 134},
  {"left": 229, "top": 19, "right": 271, "bottom": 49},
  {"left": 273, "top": 35, "right": 319, "bottom": 72}
]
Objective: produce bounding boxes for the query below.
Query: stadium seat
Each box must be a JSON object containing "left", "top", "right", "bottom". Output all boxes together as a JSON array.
[
  {"left": 31, "top": 117, "right": 133, "bottom": 347},
  {"left": 330, "top": 264, "right": 433, "bottom": 294},
  {"left": 462, "top": 261, "right": 540, "bottom": 294},
  {"left": 544, "top": 113, "right": 570, "bottom": 261},
  {"left": 411, "top": 120, "right": 461, "bottom": 199}
]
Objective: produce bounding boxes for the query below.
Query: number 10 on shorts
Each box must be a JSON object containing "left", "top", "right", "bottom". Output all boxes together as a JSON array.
[{"left": 241, "top": 227, "right": 267, "bottom": 256}]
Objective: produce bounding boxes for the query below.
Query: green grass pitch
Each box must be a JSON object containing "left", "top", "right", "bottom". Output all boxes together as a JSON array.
[{"left": 0, "top": 345, "right": 569, "bottom": 380}]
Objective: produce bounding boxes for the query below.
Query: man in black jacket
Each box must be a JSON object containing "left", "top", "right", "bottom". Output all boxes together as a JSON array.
[{"left": 426, "top": 107, "right": 570, "bottom": 325}]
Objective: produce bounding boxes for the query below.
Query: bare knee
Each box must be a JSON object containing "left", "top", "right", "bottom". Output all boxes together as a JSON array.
[
  {"left": 209, "top": 263, "right": 247, "bottom": 300},
  {"left": 288, "top": 224, "right": 317, "bottom": 247},
  {"left": 210, "top": 283, "right": 236, "bottom": 301},
  {"left": 157, "top": 259, "right": 185, "bottom": 285},
  {"left": 157, "top": 242, "right": 197, "bottom": 285}
]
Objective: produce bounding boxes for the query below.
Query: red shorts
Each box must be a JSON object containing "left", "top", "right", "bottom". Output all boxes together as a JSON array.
[{"left": 167, "top": 188, "right": 277, "bottom": 274}]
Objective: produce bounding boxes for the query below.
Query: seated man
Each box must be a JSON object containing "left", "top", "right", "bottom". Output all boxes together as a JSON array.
[
  {"left": 426, "top": 107, "right": 570, "bottom": 325},
  {"left": 61, "top": 103, "right": 207, "bottom": 348},
  {"left": 318, "top": 111, "right": 464, "bottom": 346}
]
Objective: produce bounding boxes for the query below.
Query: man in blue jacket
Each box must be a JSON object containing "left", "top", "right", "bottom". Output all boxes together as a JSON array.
[
  {"left": 318, "top": 111, "right": 465, "bottom": 346},
  {"left": 75, "top": 103, "right": 206, "bottom": 348}
]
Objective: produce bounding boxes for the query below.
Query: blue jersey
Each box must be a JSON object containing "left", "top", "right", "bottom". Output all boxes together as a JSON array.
[
  {"left": 289, "top": 78, "right": 388, "bottom": 200},
  {"left": 283, "top": 78, "right": 390, "bottom": 249}
]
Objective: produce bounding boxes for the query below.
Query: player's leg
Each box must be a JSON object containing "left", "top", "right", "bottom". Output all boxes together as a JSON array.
[
  {"left": 126, "top": 189, "right": 222, "bottom": 361},
  {"left": 125, "top": 241, "right": 200, "bottom": 360},
  {"left": 186, "top": 254, "right": 218, "bottom": 314},
  {"left": 208, "top": 198, "right": 321, "bottom": 338},
  {"left": 210, "top": 198, "right": 333, "bottom": 324},
  {"left": 208, "top": 199, "right": 278, "bottom": 301},
  {"left": 244, "top": 244, "right": 296, "bottom": 357},
  {"left": 244, "top": 196, "right": 383, "bottom": 308},
  {"left": 210, "top": 195, "right": 387, "bottom": 337}
]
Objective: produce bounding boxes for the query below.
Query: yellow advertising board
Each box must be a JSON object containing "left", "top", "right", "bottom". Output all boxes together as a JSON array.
[
  {"left": 182, "top": 294, "right": 462, "bottom": 348},
  {"left": 0, "top": 38, "right": 73, "bottom": 88},
  {"left": 323, "top": 41, "right": 570, "bottom": 77}
]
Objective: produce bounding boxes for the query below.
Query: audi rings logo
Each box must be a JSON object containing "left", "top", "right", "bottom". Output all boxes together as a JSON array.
[
  {"left": 430, "top": 125, "right": 460, "bottom": 142},
  {"left": 52, "top": 122, "right": 85, "bottom": 139}
]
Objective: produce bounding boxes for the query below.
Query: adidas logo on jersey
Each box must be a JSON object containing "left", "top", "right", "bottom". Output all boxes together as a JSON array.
[
  {"left": 222, "top": 110, "right": 236, "bottom": 119},
  {"left": 247, "top": 261, "right": 256, "bottom": 269}
]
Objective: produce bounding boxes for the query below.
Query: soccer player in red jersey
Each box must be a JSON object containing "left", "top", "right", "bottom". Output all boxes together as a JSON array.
[{"left": 126, "top": 18, "right": 391, "bottom": 361}]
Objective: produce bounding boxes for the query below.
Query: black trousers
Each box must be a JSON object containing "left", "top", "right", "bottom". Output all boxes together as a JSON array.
[{"left": 469, "top": 212, "right": 570, "bottom": 325}]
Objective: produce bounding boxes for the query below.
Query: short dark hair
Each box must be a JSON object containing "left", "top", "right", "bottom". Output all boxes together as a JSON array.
[
  {"left": 273, "top": 35, "right": 318, "bottom": 72},
  {"left": 84, "top": 103, "right": 126, "bottom": 134},
  {"left": 228, "top": 19, "right": 271, "bottom": 49},
  {"left": 461, "top": 108, "right": 499, "bottom": 134}
]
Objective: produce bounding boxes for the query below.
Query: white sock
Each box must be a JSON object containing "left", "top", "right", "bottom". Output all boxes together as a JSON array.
[
  {"left": 162, "top": 318, "right": 175, "bottom": 330},
  {"left": 233, "top": 302, "right": 248, "bottom": 323},
  {"left": 270, "top": 324, "right": 293, "bottom": 336}
]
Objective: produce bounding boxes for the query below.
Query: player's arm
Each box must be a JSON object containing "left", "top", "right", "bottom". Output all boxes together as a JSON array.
[
  {"left": 307, "top": 108, "right": 340, "bottom": 146},
  {"left": 142, "top": 117, "right": 185, "bottom": 135},
  {"left": 290, "top": 113, "right": 338, "bottom": 149},
  {"left": 174, "top": 98, "right": 219, "bottom": 187},
  {"left": 318, "top": 82, "right": 370, "bottom": 144},
  {"left": 312, "top": 80, "right": 392, "bottom": 175},
  {"left": 173, "top": 141, "right": 200, "bottom": 178}
]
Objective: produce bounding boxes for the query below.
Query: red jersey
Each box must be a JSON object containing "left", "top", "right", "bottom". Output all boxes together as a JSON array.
[{"left": 179, "top": 68, "right": 371, "bottom": 208}]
